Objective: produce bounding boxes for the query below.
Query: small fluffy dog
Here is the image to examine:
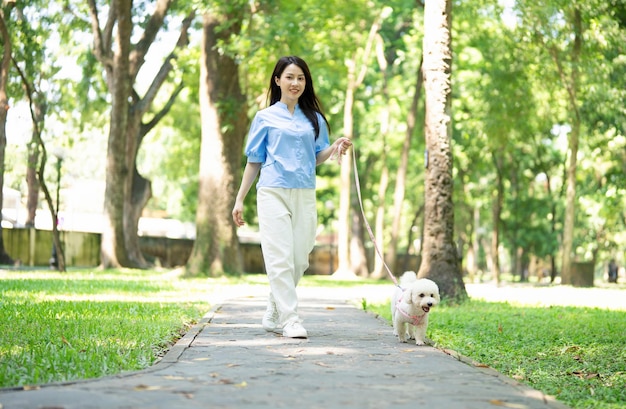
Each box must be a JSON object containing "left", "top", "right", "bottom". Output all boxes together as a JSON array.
[{"left": 391, "top": 271, "right": 440, "bottom": 345}]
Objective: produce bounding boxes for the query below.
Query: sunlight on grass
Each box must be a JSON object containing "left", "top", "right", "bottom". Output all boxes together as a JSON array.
[
  {"left": 2, "top": 268, "right": 624, "bottom": 409},
  {"left": 365, "top": 299, "right": 626, "bottom": 409},
  {"left": 0, "top": 268, "right": 250, "bottom": 388}
]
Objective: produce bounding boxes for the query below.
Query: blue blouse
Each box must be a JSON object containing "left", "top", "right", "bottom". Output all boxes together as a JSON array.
[{"left": 245, "top": 102, "right": 330, "bottom": 189}]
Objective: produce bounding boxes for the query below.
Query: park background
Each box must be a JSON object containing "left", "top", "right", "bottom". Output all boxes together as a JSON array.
[{"left": 1, "top": 0, "right": 625, "bottom": 288}]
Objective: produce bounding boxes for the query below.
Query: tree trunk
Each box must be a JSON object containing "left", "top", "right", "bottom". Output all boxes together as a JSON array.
[
  {"left": 555, "top": 8, "right": 582, "bottom": 285},
  {"left": 401, "top": 204, "right": 423, "bottom": 273},
  {"left": 334, "top": 12, "right": 384, "bottom": 279},
  {"left": 335, "top": 75, "right": 357, "bottom": 278},
  {"left": 101, "top": 0, "right": 133, "bottom": 268},
  {"left": 90, "top": 0, "right": 190, "bottom": 268},
  {"left": 25, "top": 94, "right": 45, "bottom": 228},
  {"left": 466, "top": 204, "right": 480, "bottom": 283},
  {"left": 350, "top": 180, "right": 369, "bottom": 277},
  {"left": 418, "top": 0, "right": 466, "bottom": 302},
  {"left": 25, "top": 142, "right": 39, "bottom": 227},
  {"left": 0, "top": 8, "right": 14, "bottom": 265},
  {"left": 546, "top": 173, "right": 558, "bottom": 282},
  {"left": 186, "top": 9, "right": 247, "bottom": 276},
  {"left": 387, "top": 56, "right": 423, "bottom": 275},
  {"left": 561, "top": 121, "right": 579, "bottom": 284},
  {"left": 372, "top": 146, "right": 389, "bottom": 279},
  {"left": 491, "top": 154, "right": 504, "bottom": 284}
]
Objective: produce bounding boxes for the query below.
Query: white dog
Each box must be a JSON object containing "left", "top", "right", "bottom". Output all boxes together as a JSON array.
[{"left": 391, "top": 271, "right": 440, "bottom": 345}]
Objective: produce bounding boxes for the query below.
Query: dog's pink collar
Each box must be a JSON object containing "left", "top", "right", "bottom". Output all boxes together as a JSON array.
[{"left": 396, "top": 294, "right": 426, "bottom": 326}]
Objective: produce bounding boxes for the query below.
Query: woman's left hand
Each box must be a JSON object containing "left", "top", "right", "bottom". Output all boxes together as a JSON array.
[{"left": 335, "top": 137, "right": 352, "bottom": 156}]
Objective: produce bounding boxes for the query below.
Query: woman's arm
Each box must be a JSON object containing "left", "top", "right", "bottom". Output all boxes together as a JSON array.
[{"left": 232, "top": 162, "right": 262, "bottom": 227}]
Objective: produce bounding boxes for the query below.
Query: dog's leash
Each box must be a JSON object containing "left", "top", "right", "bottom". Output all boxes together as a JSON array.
[{"left": 336, "top": 145, "right": 401, "bottom": 289}]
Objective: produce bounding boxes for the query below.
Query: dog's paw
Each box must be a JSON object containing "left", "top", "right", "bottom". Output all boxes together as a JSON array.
[{"left": 415, "top": 339, "right": 426, "bottom": 346}]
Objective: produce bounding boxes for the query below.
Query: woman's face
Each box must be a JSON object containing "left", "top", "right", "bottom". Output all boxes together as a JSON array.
[{"left": 275, "top": 64, "right": 306, "bottom": 105}]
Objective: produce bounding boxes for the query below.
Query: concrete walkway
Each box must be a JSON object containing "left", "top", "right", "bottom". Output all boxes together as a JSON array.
[{"left": 0, "top": 290, "right": 571, "bottom": 409}]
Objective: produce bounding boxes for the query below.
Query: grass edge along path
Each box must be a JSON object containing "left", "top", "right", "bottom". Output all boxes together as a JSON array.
[
  {"left": 0, "top": 268, "right": 268, "bottom": 388},
  {"left": 1, "top": 269, "right": 624, "bottom": 409},
  {"left": 365, "top": 299, "right": 626, "bottom": 409}
]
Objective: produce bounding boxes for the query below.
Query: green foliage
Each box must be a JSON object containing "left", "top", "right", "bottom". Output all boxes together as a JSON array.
[
  {"left": 3, "top": 0, "right": 625, "bottom": 275},
  {"left": 367, "top": 299, "right": 626, "bottom": 409}
]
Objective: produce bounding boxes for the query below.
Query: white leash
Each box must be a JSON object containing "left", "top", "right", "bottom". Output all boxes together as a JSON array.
[{"left": 341, "top": 146, "right": 400, "bottom": 288}]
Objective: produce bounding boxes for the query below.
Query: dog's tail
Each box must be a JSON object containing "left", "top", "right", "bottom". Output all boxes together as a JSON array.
[{"left": 399, "top": 271, "right": 418, "bottom": 286}]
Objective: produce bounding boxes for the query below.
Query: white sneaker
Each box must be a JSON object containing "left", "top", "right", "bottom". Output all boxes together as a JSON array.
[
  {"left": 262, "top": 300, "right": 279, "bottom": 332},
  {"left": 282, "top": 320, "right": 308, "bottom": 338}
]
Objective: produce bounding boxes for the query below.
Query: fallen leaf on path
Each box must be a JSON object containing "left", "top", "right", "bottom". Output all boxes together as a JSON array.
[
  {"left": 134, "top": 384, "right": 162, "bottom": 391},
  {"left": 325, "top": 306, "right": 335, "bottom": 310},
  {"left": 488, "top": 399, "right": 526, "bottom": 408}
]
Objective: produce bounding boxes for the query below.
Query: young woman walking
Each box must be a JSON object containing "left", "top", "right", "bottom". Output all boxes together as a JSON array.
[{"left": 232, "top": 56, "right": 351, "bottom": 338}]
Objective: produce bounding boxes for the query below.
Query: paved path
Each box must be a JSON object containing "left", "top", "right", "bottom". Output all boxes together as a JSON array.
[{"left": 0, "top": 290, "right": 571, "bottom": 409}]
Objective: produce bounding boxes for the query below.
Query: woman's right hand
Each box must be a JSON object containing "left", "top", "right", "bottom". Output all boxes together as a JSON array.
[{"left": 232, "top": 201, "right": 245, "bottom": 227}]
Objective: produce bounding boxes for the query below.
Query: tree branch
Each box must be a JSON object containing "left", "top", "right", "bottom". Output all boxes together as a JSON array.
[
  {"left": 86, "top": 0, "right": 114, "bottom": 67},
  {"left": 134, "top": 10, "right": 195, "bottom": 115},
  {"left": 129, "top": 0, "right": 173, "bottom": 78},
  {"left": 141, "top": 80, "right": 184, "bottom": 139}
]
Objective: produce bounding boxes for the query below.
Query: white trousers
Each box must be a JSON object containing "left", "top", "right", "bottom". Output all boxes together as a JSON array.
[{"left": 257, "top": 187, "right": 317, "bottom": 325}]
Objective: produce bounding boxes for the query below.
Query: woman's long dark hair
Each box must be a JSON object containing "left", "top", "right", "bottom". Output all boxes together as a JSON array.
[{"left": 267, "top": 56, "right": 330, "bottom": 140}]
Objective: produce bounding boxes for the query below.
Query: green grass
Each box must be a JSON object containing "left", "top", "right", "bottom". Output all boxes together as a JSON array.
[
  {"left": 0, "top": 269, "right": 227, "bottom": 388},
  {"left": 2, "top": 269, "right": 624, "bottom": 409},
  {"left": 366, "top": 299, "right": 626, "bottom": 409}
]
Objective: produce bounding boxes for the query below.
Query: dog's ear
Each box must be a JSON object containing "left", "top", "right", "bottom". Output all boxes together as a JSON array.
[{"left": 405, "top": 289, "right": 413, "bottom": 304}]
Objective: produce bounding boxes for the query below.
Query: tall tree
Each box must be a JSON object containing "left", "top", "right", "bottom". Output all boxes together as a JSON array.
[
  {"left": 518, "top": 1, "right": 585, "bottom": 284},
  {"left": 13, "top": 61, "right": 66, "bottom": 271},
  {"left": 87, "top": 0, "right": 192, "bottom": 268},
  {"left": 10, "top": 2, "right": 65, "bottom": 268},
  {"left": 186, "top": 3, "right": 248, "bottom": 276},
  {"left": 0, "top": 0, "right": 15, "bottom": 265},
  {"left": 419, "top": 0, "right": 466, "bottom": 301},
  {"left": 552, "top": 8, "right": 582, "bottom": 285},
  {"left": 385, "top": 55, "right": 423, "bottom": 276},
  {"left": 334, "top": 8, "right": 386, "bottom": 278}
]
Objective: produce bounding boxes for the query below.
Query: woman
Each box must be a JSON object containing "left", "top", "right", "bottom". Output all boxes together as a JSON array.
[{"left": 232, "top": 56, "right": 351, "bottom": 338}]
